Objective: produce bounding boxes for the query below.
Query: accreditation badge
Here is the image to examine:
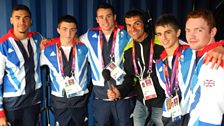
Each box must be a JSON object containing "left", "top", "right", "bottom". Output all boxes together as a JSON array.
[
  {"left": 171, "top": 95, "right": 182, "bottom": 122},
  {"left": 139, "top": 77, "right": 157, "bottom": 100},
  {"left": 106, "top": 62, "right": 126, "bottom": 82},
  {"left": 63, "top": 76, "right": 82, "bottom": 98}
]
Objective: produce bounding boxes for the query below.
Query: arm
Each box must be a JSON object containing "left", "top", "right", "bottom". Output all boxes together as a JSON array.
[
  {"left": 40, "top": 38, "right": 52, "bottom": 51},
  {"left": 107, "top": 50, "right": 136, "bottom": 99},
  {"left": 0, "top": 52, "right": 7, "bottom": 126},
  {"left": 197, "top": 63, "right": 224, "bottom": 125},
  {"left": 204, "top": 44, "right": 224, "bottom": 69}
]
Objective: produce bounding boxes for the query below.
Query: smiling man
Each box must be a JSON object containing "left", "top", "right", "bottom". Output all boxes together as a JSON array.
[
  {"left": 0, "top": 4, "right": 43, "bottom": 126},
  {"left": 80, "top": 3, "right": 135, "bottom": 126},
  {"left": 107, "top": 9, "right": 166, "bottom": 126},
  {"left": 155, "top": 14, "right": 190, "bottom": 126},
  {"left": 185, "top": 9, "right": 224, "bottom": 126}
]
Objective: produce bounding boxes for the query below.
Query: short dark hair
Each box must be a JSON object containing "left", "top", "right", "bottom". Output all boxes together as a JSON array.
[
  {"left": 124, "top": 9, "right": 145, "bottom": 22},
  {"left": 155, "top": 14, "right": 180, "bottom": 32},
  {"left": 12, "top": 4, "right": 31, "bottom": 18},
  {"left": 96, "top": 3, "right": 115, "bottom": 15},
  {"left": 57, "top": 15, "right": 78, "bottom": 28},
  {"left": 124, "top": 9, "right": 151, "bottom": 33}
]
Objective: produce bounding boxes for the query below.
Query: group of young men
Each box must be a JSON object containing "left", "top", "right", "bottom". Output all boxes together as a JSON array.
[{"left": 0, "top": 2, "right": 223, "bottom": 126}]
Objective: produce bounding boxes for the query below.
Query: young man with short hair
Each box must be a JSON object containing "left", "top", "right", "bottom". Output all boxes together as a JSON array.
[
  {"left": 155, "top": 14, "right": 190, "bottom": 126},
  {"left": 185, "top": 9, "right": 224, "bottom": 126},
  {"left": 80, "top": 3, "right": 135, "bottom": 126},
  {"left": 41, "top": 15, "right": 90, "bottom": 126},
  {"left": 155, "top": 12, "right": 224, "bottom": 126},
  {"left": 0, "top": 4, "right": 43, "bottom": 126}
]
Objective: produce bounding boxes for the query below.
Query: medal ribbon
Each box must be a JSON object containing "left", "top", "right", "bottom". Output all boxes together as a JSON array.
[
  {"left": 57, "top": 40, "right": 76, "bottom": 77},
  {"left": 164, "top": 46, "right": 182, "bottom": 97},
  {"left": 132, "top": 39, "right": 154, "bottom": 79},
  {"left": 100, "top": 27, "right": 117, "bottom": 68}
]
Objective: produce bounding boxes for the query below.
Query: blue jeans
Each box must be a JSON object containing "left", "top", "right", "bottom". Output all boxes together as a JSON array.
[
  {"left": 133, "top": 100, "right": 163, "bottom": 126},
  {"left": 133, "top": 100, "right": 149, "bottom": 126},
  {"left": 149, "top": 107, "right": 163, "bottom": 126}
]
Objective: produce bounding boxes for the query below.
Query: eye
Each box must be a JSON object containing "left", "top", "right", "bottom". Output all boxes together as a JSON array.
[
  {"left": 97, "top": 16, "right": 104, "bottom": 20},
  {"left": 126, "top": 24, "right": 131, "bottom": 28},
  {"left": 70, "top": 28, "right": 77, "bottom": 32},
  {"left": 185, "top": 29, "right": 190, "bottom": 33},
  {"left": 62, "top": 28, "right": 67, "bottom": 32},
  {"left": 106, "top": 14, "right": 113, "bottom": 19},
  {"left": 23, "top": 16, "right": 31, "bottom": 21},
  {"left": 134, "top": 22, "right": 142, "bottom": 27},
  {"left": 198, "top": 29, "right": 203, "bottom": 32},
  {"left": 166, "top": 30, "right": 171, "bottom": 34},
  {"left": 15, "top": 16, "right": 20, "bottom": 20},
  {"left": 156, "top": 33, "right": 161, "bottom": 37}
]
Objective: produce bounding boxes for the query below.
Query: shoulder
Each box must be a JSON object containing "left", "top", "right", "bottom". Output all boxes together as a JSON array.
[
  {"left": 84, "top": 28, "right": 100, "bottom": 40},
  {"left": 0, "top": 33, "right": 10, "bottom": 44},
  {"left": 28, "top": 32, "right": 43, "bottom": 39},
  {"left": 44, "top": 38, "right": 58, "bottom": 48},
  {"left": 77, "top": 41, "right": 88, "bottom": 49},
  {"left": 124, "top": 39, "right": 134, "bottom": 52},
  {"left": 154, "top": 43, "right": 164, "bottom": 59}
]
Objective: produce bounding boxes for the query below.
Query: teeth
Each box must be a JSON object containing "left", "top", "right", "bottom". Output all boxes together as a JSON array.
[
  {"left": 132, "top": 32, "right": 137, "bottom": 35},
  {"left": 163, "top": 41, "right": 169, "bottom": 44}
]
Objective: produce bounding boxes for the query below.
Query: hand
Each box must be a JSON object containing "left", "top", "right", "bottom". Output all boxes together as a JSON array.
[
  {"left": 40, "top": 38, "right": 52, "bottom": 50},
  {"left": 205, "top": 46, "right": 224, "bottom": 69},
  {"left": 107, "top": 85, "right": 120, "bottom": 100},
  {"left": 0, "top": 116, "right": 7, "bottom": 126}
]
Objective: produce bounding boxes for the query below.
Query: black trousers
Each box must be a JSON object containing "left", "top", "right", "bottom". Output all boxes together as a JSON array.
[
  {"left": 5, "top": 104, "right": 40, "bottom": 126},
  {"left": 54, "top": 107, "right": 87, "bottom": 126},
  {"left": 162, "top": 114, "right": 190, "bottom": 126}
]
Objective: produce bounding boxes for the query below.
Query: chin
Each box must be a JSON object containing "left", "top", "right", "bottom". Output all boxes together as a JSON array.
[{"left": 189, "top": 45, "right": 199, "bottom": 50}]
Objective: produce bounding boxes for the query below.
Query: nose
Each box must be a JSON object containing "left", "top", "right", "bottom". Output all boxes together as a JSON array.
[
  {"left": 129, "top": 25, "right": 136, "bottom": 32},
  {"left": 102, "top": 17, "right": 109, "bottom": 24},
  {"left": 161, "top": 34, "right": 167, "bottom": 40},
  {"left": 66, "top": 30, "right": 71, "bottom": 37},
  {"left": 187, "top": 30, "right": 196, "bottom": 39},
  {"left": 19, "top": 18, "right": 26, "bottom": 24}
]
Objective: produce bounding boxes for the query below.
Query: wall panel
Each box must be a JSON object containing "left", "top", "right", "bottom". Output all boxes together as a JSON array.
[{"left": 0, "top": 0, "right": 223, "bottom": 41}]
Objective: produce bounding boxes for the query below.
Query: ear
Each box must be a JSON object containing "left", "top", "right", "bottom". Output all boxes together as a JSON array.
[
  {"left": 57, "top": 27, "right": 60, "bottom": 34},
  {"left": 210, "top": 27, "right": 217, "bottom": 38},
  {"left": 177, "top": 29, "right": 181, "bottom": 38},
  {"left": 113, "top": 14, "right": 117, "bottom": 21},
  {"left": 10, "top": 17, "right": 13, "bottom": 25},
  {"left": 96, "top": 17, "right": 99, "bottom": 24}
]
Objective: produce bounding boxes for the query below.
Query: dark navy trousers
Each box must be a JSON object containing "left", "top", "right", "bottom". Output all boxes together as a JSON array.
[
  {"left": 5, "top": 104, "right": 40, "bottom": 126},
  {"left": 93, "top": 97, "right": 136, "bottom": 126}
]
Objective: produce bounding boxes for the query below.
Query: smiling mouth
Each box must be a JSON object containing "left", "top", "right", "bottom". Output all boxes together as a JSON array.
[
  {"left": 189, "top": 40, "right": 198, "bottom": 44},
  {"left": 162, "top": 40, "right": 169, "bottom": 44}
]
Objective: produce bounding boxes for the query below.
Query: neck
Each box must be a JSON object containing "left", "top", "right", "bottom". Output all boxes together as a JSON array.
[
  {"left": 102, "top": 26, "right": 115, "bottom": 36},
  {"left": 136, "top": 32, "right": 148, "bottom": 43},
  {"left": 14, "top": 31, "right": 28, "bottom": 40},
  {"left": 60, "top": 39, "right": 72, "bottom": 46},
  {"left": 165, "top": 42, "right": 179, "bottom": 56},
  {"left": 197, "top": 38, "right": 215, "bottom": 51}
]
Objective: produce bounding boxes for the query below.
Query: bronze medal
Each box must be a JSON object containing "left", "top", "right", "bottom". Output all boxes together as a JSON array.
[{"left": 167, "top": 97, "right": 172, "bottom": 110}]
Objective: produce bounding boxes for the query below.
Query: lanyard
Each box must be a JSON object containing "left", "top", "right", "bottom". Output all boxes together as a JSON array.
[
  {"left": 100, "top": 28, "right": 117, "bottom": 68},
  {"left": 132, "top": 39, "right": 154, "bottom": 79},
  {"left": 164, "top": 46, "right": 182, "bottom": 97},
  {"left": 57, "top": 41, "right": 76, "bottom": 77}
]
